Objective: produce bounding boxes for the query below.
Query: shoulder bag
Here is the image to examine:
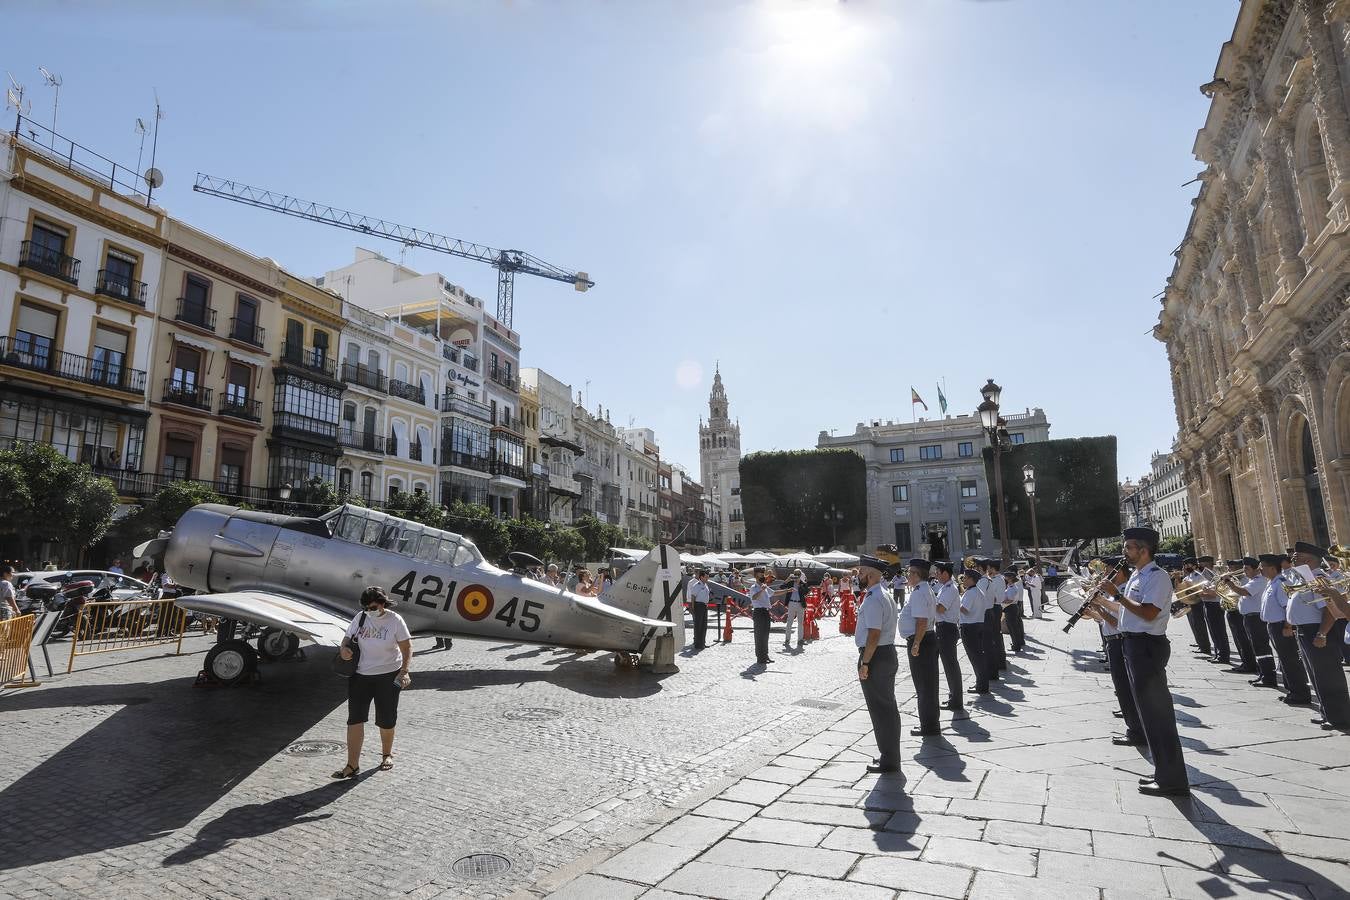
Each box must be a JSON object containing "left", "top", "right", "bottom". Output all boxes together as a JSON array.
[{"left": 331, "top": 611, "right": 367, "bottom": 678}]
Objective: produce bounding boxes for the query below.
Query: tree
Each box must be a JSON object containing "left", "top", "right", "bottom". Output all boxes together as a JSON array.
[
  {"left": 551, "top": 528, "right": 585, "bottom": 564},
  {"left": 101, "top": 481, "right": 226, "bottom": 563},
  {"left": 511, "top": 516, "right": 554, "bottom": 561},
  {"left": 984, "top": 436, "right": 1120, "bottom": 543},
  {"left": 1160, "top": 533, "right": 1195, "bottom": 557},
  {"left": 740, "top": 449, "right": 866, "bottom": 549},
  {"left": 384, "top": 491, "right": 445, "bottom": 529},
  {"left": 443, "top": 501, "right": 511, "bottom": 563},
  {"left": 288, "top": 476, "right": 345, "bottom": 516},
  {"left": 0, "top": 443, "right": 119, "bottom": 561}
]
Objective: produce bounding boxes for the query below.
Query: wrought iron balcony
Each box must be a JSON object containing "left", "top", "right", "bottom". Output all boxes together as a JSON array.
[
  {"left": 440, "top": 449, "right": 489, "bottom": 472},
  {"left": 489, "top": 460, "right": 526, "bottom": 481},
  {"left": 175, "top": 297, "right": 216, "bottom": 331},
  {"left": 441, "top": 345, "right": 460, "bottom": 364},
  {"left": 488, "top": 365, "right": 517, "bottom": 391},
  {"left": 338, "top": 427, "right": 388, "bottom": 454},
  {"left": 20, "top": 240, "right": 80, "bottom": 285},
  {"left": 341, "top": 361, "right": 387, "bottom": 392},
  {"left": 440, "top": 394, "right": 492, "bottom": 422},
  {"left": 96, "top": 269, "right": 147, "bottom": 305},
  {"left": 389, "top": 378, "right": 426, "bottom": 404},
  {"left": 461, "top": 355, "right": 479, "bottom": 372},
  {"left": 272, "top": 411, "right": 338, "bottom": 442},
  {"left": 219, "top": 394, "right": 262, "bottom": 421},
  {"left": 163, "top": 377, "right": 212, "bottom": 410},
  {"left": 228, "top": 317, "right": 265, "bottom": 347},
  {"left": 280, "top": 342, "right": 336, "bottom": 378},
  {"left": 0, "top": 336, "right": 146, "bottom": 394}
]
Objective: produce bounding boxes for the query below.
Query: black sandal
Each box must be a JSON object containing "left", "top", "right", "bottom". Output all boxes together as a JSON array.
[
  {"left": 331, "top": 764, "right": 358, "bottom": 779},
  {"left": 379, "top": 755, "right": 394, "bottom": 771}
]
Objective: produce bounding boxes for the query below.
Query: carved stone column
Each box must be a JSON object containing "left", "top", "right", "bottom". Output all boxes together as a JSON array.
[
  {"left": 1260, "top": 124, "right": 1310, "bottom": 287},
  {"left": 1227, "top": 180, "right": 1268, "bottom": 321},
  {"left": 1254, "top": 387, "right": 1291, "bottom": 548},
  {"left": 1243, "top": 414, "right": 1279, "bottom": 548},
  {"left": 1290, "top": 348, "right": 1341, "bottom": 536},
  {"left": 1300, "top": 0, "right": 1350, "bottom": 225},
  {"left": 1221, "top": 257, "right": 1252, "bottom": 344}
]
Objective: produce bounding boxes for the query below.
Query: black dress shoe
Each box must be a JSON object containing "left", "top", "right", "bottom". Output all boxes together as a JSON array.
[
  {"left": 1211, "top": 657, "right": 1231, "bottom": 665},
  {"left": 1281, "top": 696, "right": 1313, "bottom": 705},
  {"left": 1226, "top": 666, "right": 1258, "bottom": 674},
  {"left": 941, "top": 702, "right": 964, "bottom": 711},
  {"left": 1139, "top": 783, "right": 1191, "bottom": 797},
  {"left": 866, "top": 763, "right": 901, "bottom": 774},
  {"left": 1311, "top": 717, "right": 1328, "bottom": 726},
  {"left": 1249, "top": 677, "right": 1275, "bottom": 686},
  {"left": 910, "top": 728, "right": 940, "bottom": 737},
  {"left": 1138, "top": 777, "right": 1155, "bottom": 785},
  {"left": 1112, "top": 735, "right": 1145, "bottom": 746}
]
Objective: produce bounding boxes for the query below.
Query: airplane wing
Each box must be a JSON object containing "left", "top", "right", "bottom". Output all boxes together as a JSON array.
[
  {"left": 175, "top": 591, "right": 352, "bottom": 647},
  {"left": 569, "top": 593, "right": 677, "bottom": 630}
]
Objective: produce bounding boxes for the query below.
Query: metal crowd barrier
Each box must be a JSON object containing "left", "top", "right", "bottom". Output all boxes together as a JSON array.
[
  {"left": 1, "top": 613, "right": 37, "bottom": 688},
  {"left": 66, "top": 598, "right": 186, "bottom": 673}
]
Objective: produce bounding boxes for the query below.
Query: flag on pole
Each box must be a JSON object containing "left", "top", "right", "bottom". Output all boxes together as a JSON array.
[
  {"left": 936, "top": 383, "right": 948, "bottom": 414},
  {"left": 910, "top": 387, "right": 927, "bottom": 411}
]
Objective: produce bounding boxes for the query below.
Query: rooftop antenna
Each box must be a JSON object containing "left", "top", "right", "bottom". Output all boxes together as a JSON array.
[
  {"left": 5, "top": 73, "right": 28, "bottom": 132},
  {"left": 134, "top": 118, "right": 148, "bottom": 179},
  {"left": 144, "top": 90, "right": 164, "bottom": 208},
  {"left": 37, "top": 66, "right": 61, "bottom": 147}
]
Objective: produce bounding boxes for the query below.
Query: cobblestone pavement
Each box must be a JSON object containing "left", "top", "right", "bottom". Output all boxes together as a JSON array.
[
  {"left": 0, "top": 614, "right": 865, "bottom": 899},
  {"left": 541, "top": 607, "right": 1350, "bottom": 900}
]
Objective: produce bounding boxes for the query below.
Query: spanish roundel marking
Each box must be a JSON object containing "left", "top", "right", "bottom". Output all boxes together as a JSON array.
[{"left": 456, "top": 584, "right": 494, "bottom": 621}]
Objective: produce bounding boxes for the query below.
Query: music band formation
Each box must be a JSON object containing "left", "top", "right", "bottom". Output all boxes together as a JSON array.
[{"left": 850, "top": 528, "right": 1350, "bottom": 798}]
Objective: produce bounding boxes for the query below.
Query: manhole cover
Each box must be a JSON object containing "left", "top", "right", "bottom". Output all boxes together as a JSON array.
[
  {"left": 794, "top": 699, "right": 843, "bottom": 710},
  {"left": 503, "top": 707, "right": 562, "bottom": 722},
  {"left": 284, "top": 740, "right": 346, "bottom": 756},
  {"left": 451, "top": 853, "right": 513, "bottom": 879}
]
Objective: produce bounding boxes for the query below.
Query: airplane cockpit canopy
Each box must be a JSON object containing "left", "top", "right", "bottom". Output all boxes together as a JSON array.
[{"left": 323, "top": 505, "right": 482, "bottom": 567}]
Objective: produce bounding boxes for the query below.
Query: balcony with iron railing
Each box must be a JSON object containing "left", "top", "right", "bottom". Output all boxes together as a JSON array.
[
  {"left": 490, "top": 460, "right": 526, "bottom": 481},
  {"left": 162, "top": 377, "right": 212, "bottom": 410},
  {"left": 95, "top": 269, "right": 147, "bottom": 306},
  {"left": 219, "top": 393, "right": 261, "bottom": 421},
  {"left": 488, "top": 365, "right": 518, "bottom": 391},
  {"left": 389, "top": 379, "right": 426, "bottom": 405},
  {"left": 20, "top": 240, "right": 80, "bottom": 285},
  {"left": 342, "top": 361, "right": 387, "bottom": 393},
  {"left": 175, "top": 297, "right": 216, "bottom": 331},
  {"left": 440, "top": 394, "right": 492, "bottom": 422},
  {"left": 272, "top": 410, "right": 338, "bottom": 442},
  {"left": 279, "top": 342, "right": 336, "bottom": 378},
  {"left": 729, "top": 511, "right": 745, "bottom": 522},
  {"left": 0, "top": 336, "right": 146, "bottom": 395},
  {"left": 461, "top": 354, "right": 479, "bottom": 372},
  {"left": 440, "top": 449, "right": 490, "bottom": 472},
  {"left": 338, "top": 427, "right": 387, "bottom": 454},
  {"left": 228, "top": 317, "right": 265, "bottom": 347}
]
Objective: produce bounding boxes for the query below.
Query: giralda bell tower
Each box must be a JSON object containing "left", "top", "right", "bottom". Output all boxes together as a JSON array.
[{"left": 698, "top": 366, "right": 742, "bottom": 550}]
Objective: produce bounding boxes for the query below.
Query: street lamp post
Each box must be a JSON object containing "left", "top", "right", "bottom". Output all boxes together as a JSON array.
[
  {"left": 1023, "top": 464, "right": 1041, "bottom": 571},
  {"left": 823, "top": 504, "right": 844, "bottom": 550},
  {"left": 278, "top": 481, "right": 293, "bottom": 516},
  {"left": 978, "top": 379, "right": 1013, "bottom": 567}
]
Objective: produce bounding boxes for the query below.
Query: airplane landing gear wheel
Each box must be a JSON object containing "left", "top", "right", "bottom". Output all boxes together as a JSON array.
[
  {"left": 257, "top": 628, "right": 299, "bottom": 661},
  {"left": 204, "top": 640, "right": 258, "bottom": 685}
]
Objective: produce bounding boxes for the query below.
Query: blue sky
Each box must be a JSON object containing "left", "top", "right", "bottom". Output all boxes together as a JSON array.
[{"left": 4, "top": 0, "right": 1233, "bottom": 482}]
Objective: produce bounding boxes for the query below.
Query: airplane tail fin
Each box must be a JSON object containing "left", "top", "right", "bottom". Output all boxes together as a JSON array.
[{"left": 600, "top": 544, "right": 686, "bottom": 653}]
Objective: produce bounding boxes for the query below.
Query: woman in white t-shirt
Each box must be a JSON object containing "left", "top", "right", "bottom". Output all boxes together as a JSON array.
[{"left": 333, "top": 586, "right": 412, "bottom": 778}]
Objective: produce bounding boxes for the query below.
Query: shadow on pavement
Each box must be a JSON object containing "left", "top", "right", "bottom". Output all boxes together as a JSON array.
[
  {"left": 0, "top": 654, "right": 346, "bottom": 873},
  {"left": 412, "top": 656, "right": 670, "bottom": 698},
  {"left": 162, "top": 777, "right": 362, "bottom": 866}
]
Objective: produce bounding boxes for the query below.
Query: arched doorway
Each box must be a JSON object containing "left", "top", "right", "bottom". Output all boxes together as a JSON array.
[{"left": 1299, "top": 419, "right": 1331, "bottom": 548}]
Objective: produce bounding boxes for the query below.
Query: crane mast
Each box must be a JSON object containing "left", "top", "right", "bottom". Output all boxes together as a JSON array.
[{"left": 193, "top": 173, "right": 592, "bottom": 329}]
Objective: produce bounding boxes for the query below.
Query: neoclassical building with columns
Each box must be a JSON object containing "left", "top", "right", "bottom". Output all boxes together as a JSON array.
[{"left": 1157, "top": 0, "right": 1350, "bottom": 558}]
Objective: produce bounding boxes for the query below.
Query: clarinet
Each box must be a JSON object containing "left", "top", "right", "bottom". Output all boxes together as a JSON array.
[{"left": 1062, "top": 559, "right": 1128, "bottom": 633}]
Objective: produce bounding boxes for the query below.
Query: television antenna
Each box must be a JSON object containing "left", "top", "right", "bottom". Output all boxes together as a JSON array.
[
  {"left": 135, "top": 118, "right": 148, "bottom": 177},
  {"left": 4, "top": 73, "right": 29, "bottom": 124},
  {"left": 37, "top": 66, "right": 61, "bottom": 146}
]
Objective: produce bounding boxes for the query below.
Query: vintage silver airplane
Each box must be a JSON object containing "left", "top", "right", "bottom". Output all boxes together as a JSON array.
[{"left": 143, "top": 503, "right": 685, "bottom": 684}]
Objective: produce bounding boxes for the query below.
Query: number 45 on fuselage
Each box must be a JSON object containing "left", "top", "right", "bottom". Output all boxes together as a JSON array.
[{"left": 151, "top": 503, "right": 685, "bottom": 684}]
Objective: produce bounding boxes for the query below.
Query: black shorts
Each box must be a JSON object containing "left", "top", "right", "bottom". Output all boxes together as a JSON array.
[{"left": 347, "top": 670, "right": 401, "bottom": 728}]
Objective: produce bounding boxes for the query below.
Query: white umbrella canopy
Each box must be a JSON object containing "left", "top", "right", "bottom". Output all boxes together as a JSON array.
[
  {"left": 716, "top": 552, "right": 750, "bottom": 563},
  {"left": 679, "top": 551, "right": 705, "bottom": 564},
  {"left": 815, "top": 550, "right": 860, "bottom": 565},
  {"left": 697, "top": 553, "right": 728, "bottom": 568},
  {"left": 740, "top": 551, "right": 775, "bottom": 563}
]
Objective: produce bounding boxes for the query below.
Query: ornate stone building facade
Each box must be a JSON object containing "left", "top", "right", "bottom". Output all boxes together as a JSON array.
[{"left": 1157, "top": 0, "right": 1350, "bottom": 556}]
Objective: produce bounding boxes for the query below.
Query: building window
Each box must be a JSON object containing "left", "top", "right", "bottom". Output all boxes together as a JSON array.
[
  {"left": 338, "top": 468, "right": 352, "bottom": 496},
  {"left": 13, "top": 302, "right": 59, "bottom": 370},
  {"left": 919, "top": 445, "right": 942, "bottom": 460},
  {"left": 30, "top": 219, "right": 69, "bottom": 257},
  {"left": 1009, "top": 433, "right": 1025, "bottom": 445},
  {"left": 958, "top": 441, "right": 973, "bottom": 457},
  {"left": 225, "top": 361, "right": 252, "bottom": 407},
  {"left": 342, "top": 401, "right": 357, "bottom": 423},
  {"left": 273, "top": 374, "right": 341, "bottom": 439},
  {"left": 170, "top": 346, "right": 202, "bottom": 395},
  {"left": 894, "top": 523, "right": 912, "bottom": 553},
  {"left": 268, "top": 445, "right": 336, "bottom": 489},
  {"left": 219, "top": 445, "right": 248, "bottom": 495},
  {"left": 162, "top": 436, "right": 194, "bottom": 480},
  {"left": 101, "top": 249, "right": 138, "bottom": 300},
  {"left": 443, "top": 471, "right": 488, "bottom": 507},
  {"left": 232, "top": 294, "right": 261, "bottom": 344},
  {"left": 889, "top": 448, "right": 904, "bottom": 463},
  {"left": 389, "top": 478, "right": 402, "bottom": 499},
  {"left": 960, "top": 480, "right": 977, "bottom": 498},
  {"left": 962, "top": 519, "right": 982, "bottom": 549},
  {"left": 360, "top": 470, "right": 374, "bottom": 502},
  {"left": 91, "top": 325, "right": 128, "bottom": 388},
  {"left": 892, "top": 484, "right": 909, "bottom": 502}
]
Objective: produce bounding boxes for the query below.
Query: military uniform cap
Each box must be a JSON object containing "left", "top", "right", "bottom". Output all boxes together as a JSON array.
[
  {"left": 1241, "top": 557, "right": 1258, "bottom": 568},
  {"left": 856, "top": 555, "right": 894, "bottom": 576},
  {"left": 1123, "top": 526, "right": 1160, "bottom": 544},
  {"left": 907, "top": 557, "right": 932, "bottom": 574},
  {"left": 1294, "top": 541, "right": 1329, "bottom": 558},
  {"left": 962, "top": 567, "right": 981, "bottom": 581},
  {"left": 1258, "top": 553, "right": 1282, "bottom": 567},
  {"left": 933, "top": 560, "right": 954, "bottom": 575}
]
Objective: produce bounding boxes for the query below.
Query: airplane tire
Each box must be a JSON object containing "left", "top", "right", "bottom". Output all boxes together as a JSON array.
[
  {"left": 257, "top": 628, "right": 298, "bottom": 661},
  {"left": 205, "top": 640, "right": 257, "bottom": 685}
]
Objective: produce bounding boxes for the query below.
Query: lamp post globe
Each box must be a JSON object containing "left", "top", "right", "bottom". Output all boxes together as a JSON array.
[
  {"left": 977, "top": 398, "right": 999, "bottom": 431},
  {"left": 979, "top": 378, "right": 1002, "bottom": 408}
]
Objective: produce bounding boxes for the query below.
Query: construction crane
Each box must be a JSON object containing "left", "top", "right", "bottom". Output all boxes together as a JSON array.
[{"left": 193, "top": 173, "right": 592, "bottom": 329}]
